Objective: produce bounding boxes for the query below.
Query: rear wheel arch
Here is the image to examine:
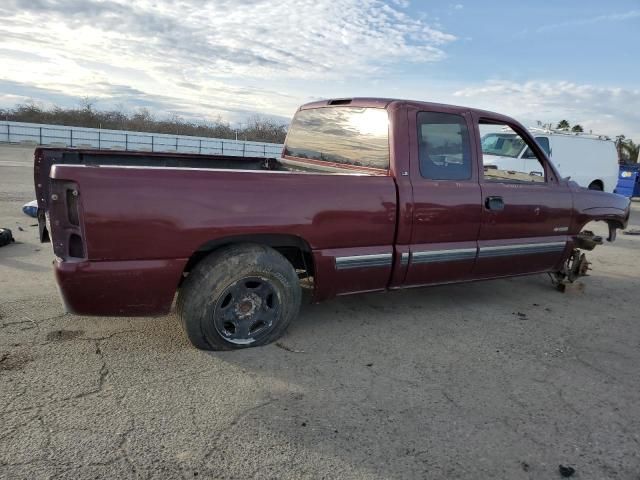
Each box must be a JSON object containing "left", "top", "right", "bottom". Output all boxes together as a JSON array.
[{"left": 181, "top": 234, "right": 315, "bottom": 282}]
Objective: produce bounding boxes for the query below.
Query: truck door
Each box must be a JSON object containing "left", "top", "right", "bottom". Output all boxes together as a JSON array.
[
  {"left": 401, "top": 108, "right": 482, "bottom": 287},
  {"left": 472, "top": 114, "right": 573, "bottom": 277}
]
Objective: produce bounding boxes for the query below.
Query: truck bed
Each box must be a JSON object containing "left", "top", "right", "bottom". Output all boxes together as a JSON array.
[
  {"left": 35, "top": 148, "right": 387, "bottom": 244},
  {"left": 35, "top": 147, "right": 397, "bottom": 312},
  {"left": 34, "top": 148, "right": 290, "bottom": 242}
]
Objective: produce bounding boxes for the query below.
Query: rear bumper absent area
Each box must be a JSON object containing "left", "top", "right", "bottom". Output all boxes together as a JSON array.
[{"left": 54, "top": 257, "right": 187, "bottom": 316}]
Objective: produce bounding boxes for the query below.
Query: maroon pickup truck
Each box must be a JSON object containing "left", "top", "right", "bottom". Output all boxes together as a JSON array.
[{"left": 35, "top": 98, "right": 630, "bottom": 350}]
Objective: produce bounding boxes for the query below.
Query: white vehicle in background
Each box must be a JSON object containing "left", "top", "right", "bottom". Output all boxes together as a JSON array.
[{"left": 481, "top": 128, "right": 619, "bottom": 192}]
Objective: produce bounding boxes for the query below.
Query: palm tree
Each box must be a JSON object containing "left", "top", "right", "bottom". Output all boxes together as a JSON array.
[
  {"left": 615, "top": 136, "right": 640, "bottom": 164},
  {"left": 556, "top": 120, "right": 570, "bottom": 130},
  {"left": 571, "top": 124, "right": 584, "bottom": 133},
  {"left": 621, "top": 140, "right": 639, "bottom": 164},
  {"left": 616, "top": 135, "right": 626, "bottom": 163}
]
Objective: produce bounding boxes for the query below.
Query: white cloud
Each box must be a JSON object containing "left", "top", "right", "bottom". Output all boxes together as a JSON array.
[
  {"left": 534, "top": 10, "right": 640, "bottom": 32},
  {"left": 453, "top": 80, "right": 640, "bottom": 140},
  {"left": 0, "top": 0, "right": 456, "bottom": 122},
  {"left": 391, "top": 0, "right": 410, "bottom": 8}
]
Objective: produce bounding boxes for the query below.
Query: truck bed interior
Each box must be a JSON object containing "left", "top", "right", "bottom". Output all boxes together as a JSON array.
[
  {"left": 36, "top": 148, "right": 386, "bottom": 175},
  {"left": 38, "top": 148, "right": 284, "bottom": 171}
]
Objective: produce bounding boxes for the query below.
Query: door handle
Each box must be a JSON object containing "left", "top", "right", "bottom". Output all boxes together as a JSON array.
[{"left": 484, "top": 196, "right": 504, "bottom": 211}]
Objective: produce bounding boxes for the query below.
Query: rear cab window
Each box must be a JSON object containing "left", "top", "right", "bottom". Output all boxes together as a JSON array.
[
  {"left": 283, "top": 107, "right": 389, "bottom": 172},
  {"left": 417, "top": 112, "right": 472, "bottom": 180}
]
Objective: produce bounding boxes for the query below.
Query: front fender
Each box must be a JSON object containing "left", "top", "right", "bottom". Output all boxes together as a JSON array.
[{"left": 571, "top": 185, "right": 630, "bottom": 240}]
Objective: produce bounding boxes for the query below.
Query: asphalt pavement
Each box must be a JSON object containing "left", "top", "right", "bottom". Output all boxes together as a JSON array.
[{"left": 1, "top": 144, "right": 639, "bottom": 479}]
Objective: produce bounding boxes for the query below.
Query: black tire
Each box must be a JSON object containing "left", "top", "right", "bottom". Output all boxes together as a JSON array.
[
  {"left": 588, "top": 181, "right": 603, "bottom": 191},
  {"left": 177, "top": 244, "right": 301, "bottom": 350},
  {"left": 0, "top": 228, "right": 15, "bottom": 247}
]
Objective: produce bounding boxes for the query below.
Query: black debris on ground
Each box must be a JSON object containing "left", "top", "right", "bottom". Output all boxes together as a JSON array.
[
  {"left": 275, "top": 342, "right": 305, "bottom": 353},
  {"left": 45, "top": 329, "right": 84, "bottom": 342},
  {"left": 0, "top": 228, "right": 15, "bottom": 247},
  {"left": 559, "top": 464, "right": 576, "bottom": 477}
]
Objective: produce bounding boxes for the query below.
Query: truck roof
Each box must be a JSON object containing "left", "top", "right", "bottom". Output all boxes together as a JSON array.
[{"left": 299, "top": 97, "right": 511, "bottom": 121}]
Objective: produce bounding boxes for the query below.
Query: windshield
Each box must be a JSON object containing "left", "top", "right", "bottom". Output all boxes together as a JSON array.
[{"left": 481, "top": 133, "right": 525, "bottom": 158}]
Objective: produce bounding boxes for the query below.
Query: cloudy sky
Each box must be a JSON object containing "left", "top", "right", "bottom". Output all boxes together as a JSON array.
[{"left": 1, "top": 0, "right": 639, "bottom": 139}]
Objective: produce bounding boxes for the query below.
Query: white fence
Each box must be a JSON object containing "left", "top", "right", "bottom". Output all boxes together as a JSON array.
[{"left": 0, "top": 121, "right": 284, "bottom": 158}]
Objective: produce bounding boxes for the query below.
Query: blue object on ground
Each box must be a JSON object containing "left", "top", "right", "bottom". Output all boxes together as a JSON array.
[
  {"left": 615, "top": 165, "right": 640, "bottom": 198},
  {"left": 22, "top": 200, "right": 38, "bottom": 218}
]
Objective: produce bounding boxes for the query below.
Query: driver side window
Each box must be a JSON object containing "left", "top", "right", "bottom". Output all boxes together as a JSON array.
[{"left": 479, "top": 121, "right": 546, "bottom": 183}]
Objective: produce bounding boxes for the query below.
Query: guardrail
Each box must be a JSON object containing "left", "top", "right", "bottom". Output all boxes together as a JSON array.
[{"left": 0, "top": 121, "right": 284, "bottom": 158}]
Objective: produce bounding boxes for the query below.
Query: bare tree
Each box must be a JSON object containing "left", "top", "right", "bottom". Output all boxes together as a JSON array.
[{"left": 2, "top": 101, "right": 288, "bottom": 143}]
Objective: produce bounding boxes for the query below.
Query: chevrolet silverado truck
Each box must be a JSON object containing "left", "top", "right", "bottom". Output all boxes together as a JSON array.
[{"left": 35, "top": 98, "right": 631, "bottom": 350}]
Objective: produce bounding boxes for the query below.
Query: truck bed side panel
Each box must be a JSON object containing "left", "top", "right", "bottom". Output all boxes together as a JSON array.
[
  {"left": 49, "top": 165, "right": 397, "bottom": 313},
  {"left": 50, "top": 165, "right": 396, "bottom": 259}
]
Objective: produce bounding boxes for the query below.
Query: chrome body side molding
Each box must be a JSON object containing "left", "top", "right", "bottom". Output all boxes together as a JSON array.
[
  {"left": 335, "top": 253, "right": 393, "bottom": 270},
  {"left": 334, "top": 241, "right": 566, "bottom": 271},
  {"left": 411, "top": 248, "right": 477, "bottom": 264},
  {"left": 478, "top": 241, "right": 566, "bottom": 258}
]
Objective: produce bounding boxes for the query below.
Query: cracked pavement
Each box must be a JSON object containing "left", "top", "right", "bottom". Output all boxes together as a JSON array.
[{"left": 1, "top": 144, "right": 640, "bottom": 479}]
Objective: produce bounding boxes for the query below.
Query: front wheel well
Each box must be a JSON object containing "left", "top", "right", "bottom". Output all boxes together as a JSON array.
[
  {"left": 181, "top": 234, "right": 315, "bottom": 284},
  {"left": 588, "top": 179, "right": 604, "bottom": 191}
]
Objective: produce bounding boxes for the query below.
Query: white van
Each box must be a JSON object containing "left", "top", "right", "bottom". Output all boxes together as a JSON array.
[{"left": 481, "top": 128, "right": 619, "bottom": 192}]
